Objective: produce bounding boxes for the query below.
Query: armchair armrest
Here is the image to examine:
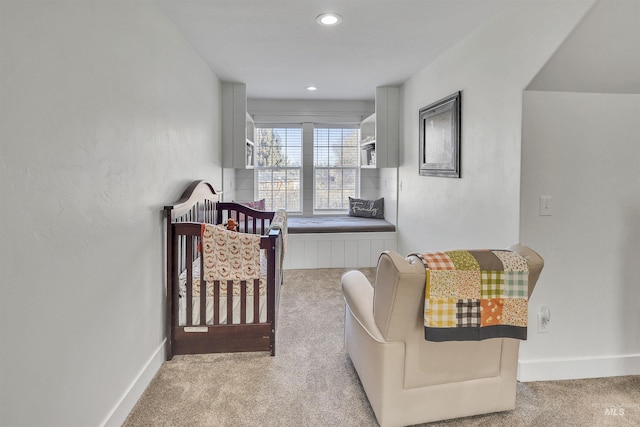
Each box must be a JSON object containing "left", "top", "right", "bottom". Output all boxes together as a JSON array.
[
  {"left": 341, "top": 271, "right": 385, "bottom": 342},
  {"left": 509, "top": 244, "right": 544, "bottom": 297}
]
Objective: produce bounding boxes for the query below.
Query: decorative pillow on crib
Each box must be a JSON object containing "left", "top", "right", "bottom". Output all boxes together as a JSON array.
[
  {"left": 233, "top": 199, "right": 266, "bottom": 222},
  {"left": 348, "top": 197, "right": 384, "bottom": 219},
  {"left": 236, "top": 199, "right": 265, "bottom": 210}
]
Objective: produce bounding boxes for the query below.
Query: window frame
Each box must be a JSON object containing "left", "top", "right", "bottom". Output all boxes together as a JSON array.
[
  {"left": 253, "top": 125, "right": 303, "bottom": 213},
  {"left": 312, "top": 125, "right": 361, "bottom": 214}
]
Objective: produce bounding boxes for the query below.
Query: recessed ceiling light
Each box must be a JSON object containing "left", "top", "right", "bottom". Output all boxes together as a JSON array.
[
  {"left": 316, "top": 13, "right": 342, "bottom": 26},
  {"left": 306, "top": 86, "right": 318, "bottom": 91}
]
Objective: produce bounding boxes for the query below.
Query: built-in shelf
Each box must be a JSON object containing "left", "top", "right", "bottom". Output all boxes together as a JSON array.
[
  {"left": 222, "top": 82, "right": 255, "bottom": 169},
  {"left": 245, "top": 138, "right": 254, "bottom": 169},
  {"left": 360, "top": 135, "right": 376, "bottom": 167},
  {"left": 360, "top": 140, "right": 376, "bottom": 147},
  {"left": 359, "top": 86, "right": 399, "bottom": 168},
  {"left": 245, "top": 111, "right": 255, "bottom": 168}
]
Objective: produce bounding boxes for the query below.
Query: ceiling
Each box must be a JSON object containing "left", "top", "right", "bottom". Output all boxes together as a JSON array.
[
  {"left": 156, "top": 0, "right": 530, "bottom": 101},
  {"left": 528, "top": 0, "right": 640, "bottom": 94}
]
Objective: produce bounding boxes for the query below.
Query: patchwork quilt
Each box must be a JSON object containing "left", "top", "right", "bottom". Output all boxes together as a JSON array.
[{"left": 412, "top": 249, "right": 529, "bottom": 342}]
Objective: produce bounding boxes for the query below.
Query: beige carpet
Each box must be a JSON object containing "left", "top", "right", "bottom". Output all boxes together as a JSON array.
[{"left": 125, "top": 268, "right": 639, "bottom": 426}]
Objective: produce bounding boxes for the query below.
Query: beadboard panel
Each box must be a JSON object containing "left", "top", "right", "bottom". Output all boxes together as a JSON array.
[{"left": 283, "top": 233, "right": 397, "bottom": 269}]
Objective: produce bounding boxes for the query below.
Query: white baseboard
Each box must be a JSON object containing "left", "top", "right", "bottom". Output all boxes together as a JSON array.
[
  {"left": 101, "top": 339, "right": 166, "bottom": 427},
  {"left": 518, "top": 353, "right": 640, "bottom": 382}
]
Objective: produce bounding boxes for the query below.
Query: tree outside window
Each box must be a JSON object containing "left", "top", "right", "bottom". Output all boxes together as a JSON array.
[
  {"left": 255, "top": 125, "right": 359, "bottom": 214},
  {"left": 313, "top": 127, "right": 359, "bottom": 211},
  {"left": 255, "top": 127, "right": 302, "bottom": 212}
]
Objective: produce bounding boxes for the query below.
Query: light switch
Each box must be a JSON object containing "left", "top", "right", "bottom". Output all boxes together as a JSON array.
[{"left": 539, "top": 196, "right": 552, "bottom": 216}]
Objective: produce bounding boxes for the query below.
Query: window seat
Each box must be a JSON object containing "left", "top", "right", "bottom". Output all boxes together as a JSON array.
[{"left": 287, "top": 216, "right": 396, "bottom": 234}]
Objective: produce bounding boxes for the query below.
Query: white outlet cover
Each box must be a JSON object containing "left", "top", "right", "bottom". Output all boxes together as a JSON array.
[
  {"left": 537, "top": 312, "right": 550, "bottom": 333},
  {"left": 539, "top": 196, "right": 552, "bottom": 216}
]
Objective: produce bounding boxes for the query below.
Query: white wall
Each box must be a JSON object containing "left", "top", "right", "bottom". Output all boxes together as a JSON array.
[
  {"left": 0, "top": 1, "right": 221, "bottom": 426},
  {"left": 398, "top": 0, "right": 640, "bottom": 382},
  {"left": 361, "top": 168, "right": 398, "bottom": 226},
  {"left": 397, "top": 1, "right": 594, "bottom": 254},
  {"left": 519, "top": 91, "right": 640, "bottom": 380},
  {"left": 222, "top": 168, "right": 237, "bottom": 202}
]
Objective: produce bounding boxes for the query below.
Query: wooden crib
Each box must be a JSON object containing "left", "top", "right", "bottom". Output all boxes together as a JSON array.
[{"left": 164, "top": 180, "right": 285, "bottom": 360}]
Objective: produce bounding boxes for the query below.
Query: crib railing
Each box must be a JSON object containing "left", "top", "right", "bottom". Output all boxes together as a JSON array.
[
  {"left": 164, "top": 182, "right": 283, "bottom": 358},
  {"left": 170, "top": 223, "right": 277, "bottom": 325},
  {"left": 166, "top": 220, "right": 282, "bottom": 358},
  {"left": 215, "top": 202, "right": 274, "bottom": 234}
]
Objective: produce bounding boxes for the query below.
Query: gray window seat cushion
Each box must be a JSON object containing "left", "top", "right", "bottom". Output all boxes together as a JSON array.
[{"left": 287, "top": 216, "right": 396, "bottom": 234}]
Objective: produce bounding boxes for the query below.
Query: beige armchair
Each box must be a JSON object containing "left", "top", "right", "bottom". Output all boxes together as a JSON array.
[{"left": 341, "top": 245, "right": 544, "bottom": 427}]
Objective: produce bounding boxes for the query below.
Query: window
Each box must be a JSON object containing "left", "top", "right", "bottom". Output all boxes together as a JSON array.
[
  {"left": 254, "top": 127, "right": 302, "bottom": 212},
  {"left": 255, "top": 124, "right": 360, "bottom": 214},
  {"left": 313, "top": 127, "right": 360, "bottom": 212}
]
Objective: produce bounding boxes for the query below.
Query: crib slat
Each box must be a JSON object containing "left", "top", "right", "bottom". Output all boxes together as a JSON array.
[
  {"left": 178, "top": 235, "right": 185, "bottom": 278},
  {"left": 240, "top": 280, "right": 247, "bottom": 324},
  {"left": 208, "top": 200, "right": 214, "bottom": 223},
  {"left": 213, "top": 280, "right": 220, "bottom": 325},
  {"left": 227, "top": 280, "right": 233, "bottom": 325},
  {"left": 170, "top": 230, "right": 179, "bottom": 333},
  {"left": 186, "top": 236, "right": 193, "bottom": 327},
  {"left": 199, "top": 251, "right": 206, "bottom": 326},
  {"left": 253, "top": 278, "right": 260, "bottom": 324}
]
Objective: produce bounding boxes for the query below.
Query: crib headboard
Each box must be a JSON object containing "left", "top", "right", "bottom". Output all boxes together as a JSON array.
[
  {"left": 164, "top": 180, "right": 220, "bottom": 224},
  {"left": 163, "top": 180, "right": 220, "bottom": 359}
]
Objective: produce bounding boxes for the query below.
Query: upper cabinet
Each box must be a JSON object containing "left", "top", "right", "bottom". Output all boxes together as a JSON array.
[
  {"left": 360, "top": 86, "right": 400, "bottom": 168},
  {"left": 222, "top": 82, "right": 255, "bottom": 169}
]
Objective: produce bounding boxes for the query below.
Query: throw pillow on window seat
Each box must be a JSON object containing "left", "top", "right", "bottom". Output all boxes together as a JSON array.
[{"left": 348, "top": 197, "right": 384, "bottom": 219}]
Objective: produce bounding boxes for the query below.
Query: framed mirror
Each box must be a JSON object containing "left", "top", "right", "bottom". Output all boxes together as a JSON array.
[{"left": 419, "top": 91, "right": 461, "bottom": 178}]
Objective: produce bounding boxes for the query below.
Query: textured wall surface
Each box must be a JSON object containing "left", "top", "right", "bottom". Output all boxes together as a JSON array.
[
  {"left": 0, "top": 1, "right": 221, "bottom": 425},
  {"left": 397, "top": 1, "right": 593, "bottom": 253},
  {"left": 520, "top": 91, "right": 640, "bottom": 380}
]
